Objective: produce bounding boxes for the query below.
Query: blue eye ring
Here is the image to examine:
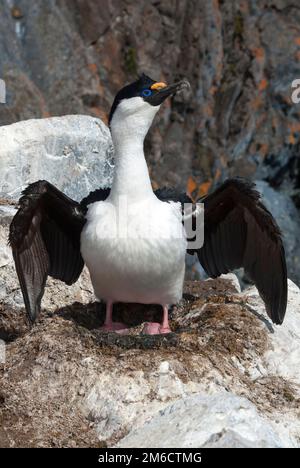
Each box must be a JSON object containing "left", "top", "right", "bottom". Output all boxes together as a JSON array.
[{"left": 141, "top": 89, "right": 152, "bottom": 97}]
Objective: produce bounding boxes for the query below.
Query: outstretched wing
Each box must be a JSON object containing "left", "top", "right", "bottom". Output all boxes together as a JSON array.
[
  {"left": 9, "top": 181, "right": 86, "bottom": 323},
  {"left": 197, "top": 178, "right": 287, "bottom": 324}
]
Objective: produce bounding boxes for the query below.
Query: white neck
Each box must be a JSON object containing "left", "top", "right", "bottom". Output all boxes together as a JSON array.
[{"left": 109, "top": 99, "right": 159, "bottom": 203}]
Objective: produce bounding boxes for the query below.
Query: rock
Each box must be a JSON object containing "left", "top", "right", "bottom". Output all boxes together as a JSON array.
[
  {"left": 220, "top": 273, "right": 241, "bottom": 293},
  {"left": 0, "top": 250, "right": 299, "bottom": 447},
  {"left": 0, "top": 115, "right": 114, "bottom": 201},
  {"left": 0, "top": 243, "right": 12, "bottom": 269},
  {"left": 2, "top": 0, "right": 300, "bottom": 280},
  {"left": 116, "top": 393, "right": 285, "bottom": 448},
  {"left": 241, "top": 280, "right": 300, "bottom": 386},
  {"left": 0, "top": 205, "right": 16, "bottom": 226}
]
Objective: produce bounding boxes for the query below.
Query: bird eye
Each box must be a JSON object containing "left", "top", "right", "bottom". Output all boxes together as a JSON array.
[{"left": 141, "top": 89, "right": 152, "bottom": 97}]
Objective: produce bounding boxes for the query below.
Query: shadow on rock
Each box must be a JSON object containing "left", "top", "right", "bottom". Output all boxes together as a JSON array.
[{"left": 56, "top": 301, "right": 166, "bottom": 331}]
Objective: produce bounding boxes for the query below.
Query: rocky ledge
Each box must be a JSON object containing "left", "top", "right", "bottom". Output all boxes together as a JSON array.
[{"left": 0, "top": 205, "right": 300, "bottom": 447}]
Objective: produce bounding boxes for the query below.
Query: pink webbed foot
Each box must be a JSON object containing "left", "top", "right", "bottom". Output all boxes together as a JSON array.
[{"left": 142, "top": 305, "right": 172, "bottom": 335}]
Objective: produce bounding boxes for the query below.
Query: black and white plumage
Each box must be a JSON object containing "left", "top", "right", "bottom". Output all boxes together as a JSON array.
[{"left": 9, "top": 74, "right": 287, "bottom": 333}]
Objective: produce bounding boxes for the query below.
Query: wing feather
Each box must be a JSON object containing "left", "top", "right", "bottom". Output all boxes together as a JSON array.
[
  {"left": 198, "top": 178, "right": 287, "bottom": 324},
  {"left": 9, "top": 181, "right": 85, "bottom": 322}
]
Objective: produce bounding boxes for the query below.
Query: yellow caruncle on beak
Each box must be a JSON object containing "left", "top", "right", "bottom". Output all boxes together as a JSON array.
[{"left": 151, "top": 82, "right": 167, "bottom": 90}]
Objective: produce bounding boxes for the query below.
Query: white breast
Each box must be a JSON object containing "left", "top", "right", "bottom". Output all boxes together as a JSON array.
[{"left": 80, "top": 196, "right": 187, "bottom": 305}]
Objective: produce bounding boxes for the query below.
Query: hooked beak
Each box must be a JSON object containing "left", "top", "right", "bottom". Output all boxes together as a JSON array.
[{"left": 147, "top": 79, "right": 191, "bottom": 106}]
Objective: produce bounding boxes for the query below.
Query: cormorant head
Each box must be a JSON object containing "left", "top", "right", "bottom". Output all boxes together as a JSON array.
[{"left": 109, "top": 74, "right": 190, "bottom": 140}]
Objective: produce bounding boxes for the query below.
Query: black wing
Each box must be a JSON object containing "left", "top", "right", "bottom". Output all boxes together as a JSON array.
[
  {"left": 197, "top": 178, "right": 287, "bottom": 324},
  {"left": 9, "top": 181, "right": 86, "bottom": 323}
]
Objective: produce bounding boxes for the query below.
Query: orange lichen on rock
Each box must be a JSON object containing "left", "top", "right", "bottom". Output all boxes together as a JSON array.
[
  {"left": 151, "top": 180, "right": 159, "bottom": 191},
  {"left": 259, "top": 143, "right": 269, "bottom": 158},
  {"left": 288, "top": 134, "right": 296, "bottom": 145},
  {"left": 252, "top": 47, "right": 265, "bottom": 62},
  {"left": 88, "top": 63, "right": 98, "bottom": 74},
  {"left": 289, "top": 122, "right": 300, "bottom": 134},
  {"left": 198, "top": 180, "right": 212, "bottom": 198},
  {"left": 258, "top": 78, "right": 268, "bottom": 91},
  {"left": 187, "top": 176, "right": 198, "bottom": 198},
  {"left": 209, "top": 85, "right": 218, "bottom": 96},
  {"left": 251, "top": 95, "right": 263, "bottom": 110},
  {"left": 91, "top": 108, "right": 108, "bottom": 124}
]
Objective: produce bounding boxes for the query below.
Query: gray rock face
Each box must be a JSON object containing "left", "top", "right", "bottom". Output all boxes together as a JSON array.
[
  {"left": 0, "top": 206, "right": 16, "bottom": 226},
  {"left": 1, "top": 0, "right": 300, "bottom": 194},
  {"left": 0, "top": 115, "right": 114, "bottom": 201},
  {"left": 116, "top": 393, "right": 284, "bottom": 448}
]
